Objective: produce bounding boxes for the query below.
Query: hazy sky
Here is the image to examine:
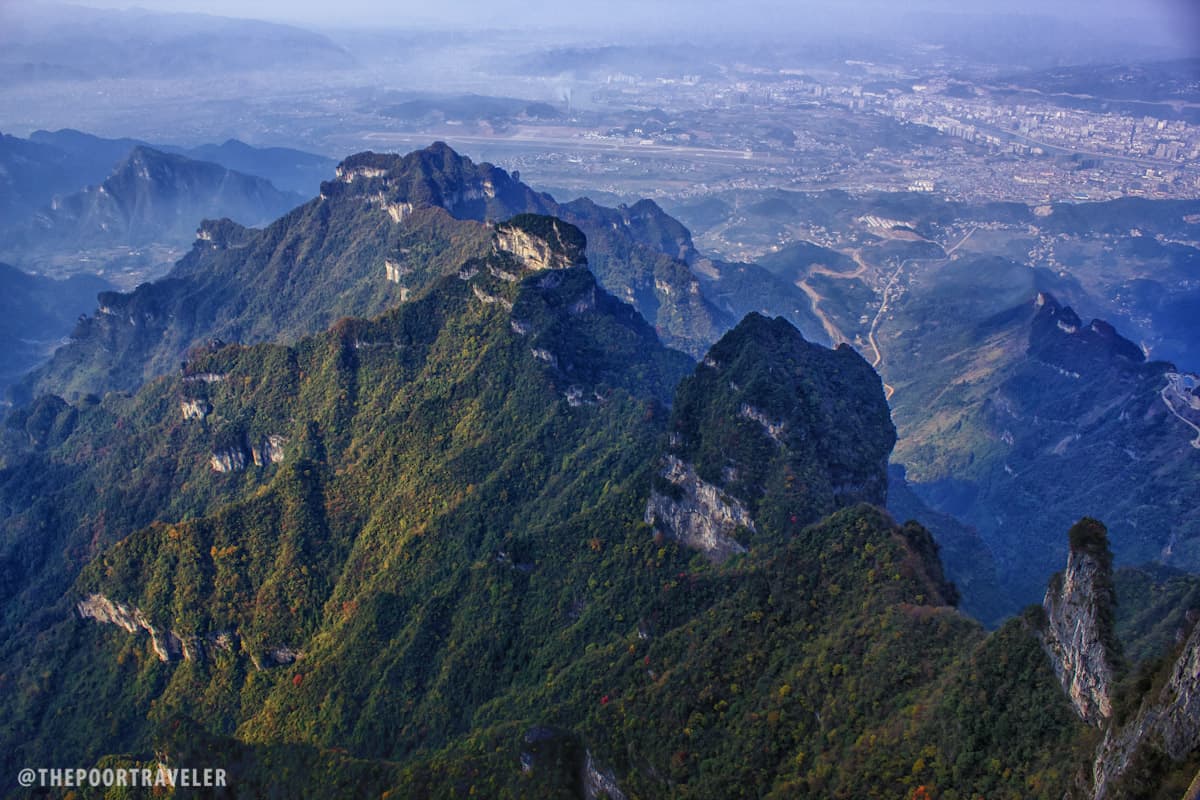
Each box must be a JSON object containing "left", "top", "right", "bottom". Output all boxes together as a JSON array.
[
  {"left": 15, "top": 0, "right": 1196, "bottom": 30},
  {"left": 4, "top": 0, "right": 1196, "bottom": 55}
]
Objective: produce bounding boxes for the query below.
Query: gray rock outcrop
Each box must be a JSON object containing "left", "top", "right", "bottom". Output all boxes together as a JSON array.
[
  {"left": 1090, "top": 623, "right": 1200, "bottom": 799},
  {"left": 210, "top": 447, "right": 248, "bottom": 473},
  {"left": 181, "top": 398, "right": 211, "bottom": 421},
  {"left": 78, "top": 595, "right": 255, "bottom": 665},
  {"left": 251, "top": 434, "right": 287, "bottom": 466},
  {"left": 495, "top": 221, "right": 584, "bottom": 272},
  {"left": 76, "top": 593, "right": 183, "bottom": 662},
  {"left": 582, "top": 750, "right": 627, "bottom": 800},
  {"left": 645, "top": 455, "right": 753, "bottom": 561},
  {"left": 1041, "top": 534, "right": 1117, "bottom": 726}
]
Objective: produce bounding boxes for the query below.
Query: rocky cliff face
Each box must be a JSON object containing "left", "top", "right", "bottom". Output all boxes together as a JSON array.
[
  {"left": 645, "top": 455, "right": 754, "bottom": 561},
  {"left": 1159, "top": 624, "right": 1200, "bottom": 761},
  {"left": 210, "top": 447, "right": 248, "bottom": 473},
  {"left": 181, "top": 398, "right": 211, "bottom": 420},
  {"left": 582, "top": 750, "right": 627, "bottom": 800},
  {"left": 1090, "top": 621, "right": 1200, "bottom": 799},
  {"left": 495, "top": 227, "right": 571, "bottom": 271},
  {"left": 77, "top": 593, "right": 183, "bottom": 662},
  {"left": 495, "top": 215, "right": 587, "bottom": 271},
  {"left": 251, "top": 434, "right": 287, "bottom": 467},
  {"left": 1036, "top": 519, "right": 1200, "bottom": 798},
  {"left": 1041, "top": 519, "right": 1118, "bottom": 726},
  {"left": 210, "top": 433, "right": 286, "bottom": 472},
  {"left": 78, "top": 592, "right": 299, "bottom": 669}
]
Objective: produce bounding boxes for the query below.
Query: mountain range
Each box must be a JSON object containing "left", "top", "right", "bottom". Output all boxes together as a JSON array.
[
  {"left": 0, "top": 132, "right": 331, "bottom": 397},
  {"left": 20, "top": 129, "right": 336, "bottom": 198},
  {"left": 669, "top": 185, "right": 1200, "bottom": 621},
  {"left": 0, "top": 3, "right": 354, "bottom": 85},
  {"left": 0, "top": 211, "right": 1196, "bottom": 797},
  {"left": 0, "top": 129, "right": 334, "bottom": 292},
  {"left": 0, "top": 143, "right": 1198, "bottom": 796},
  {"left": 671, "top": 188, "right": 1200, "bottom": 373},
  {"left": 9, "top": 146, "right": 303, "bottom": 252},
  {"left": 14, "top": 143, "right": 825, "bottom": 404},
  {"left": 887, "top": 273, "right": 1200, "bottom": 613},
  {"left": 17, "top": 143, "right": 1198, "bottom": 626}
]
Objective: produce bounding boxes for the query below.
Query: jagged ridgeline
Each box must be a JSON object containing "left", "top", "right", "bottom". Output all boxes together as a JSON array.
[
  {"left": 890, "top": 282, "right": 1200, "bottom": 614},
  {"left": 0, "top": 214, "right": 1195, "bottom": 797},
  {"left": 16, "top": 142, "right": 799, "bottom": 404}
]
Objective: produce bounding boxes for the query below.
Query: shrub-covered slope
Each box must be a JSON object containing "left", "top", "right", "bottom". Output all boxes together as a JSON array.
[{"left": 2, "top": 216, "right": 1193, "bottom": 799}]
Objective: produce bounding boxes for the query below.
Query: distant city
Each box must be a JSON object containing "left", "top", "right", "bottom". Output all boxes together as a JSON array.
[{"left": 489, "top": 67, "right": 1200, "bottom": 204}]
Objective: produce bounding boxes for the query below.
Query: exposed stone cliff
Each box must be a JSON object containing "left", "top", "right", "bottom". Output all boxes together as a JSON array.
[
  {"left": 1038, "top": 519, "right": 1200, "bottom": 798},
  {"left": 210, "top": 447, "right": 248, "bottom": 473},
  {"left": 180, "top": 398, "right": 211, "bottom": 420},
  {"left": 210, "top": 433, "right": 286, "bottom": 472},
  {"left": 77, "top": 593, "right": 183, "bottom": 662},
  {"left": 495, "top": 215, "right": 587, "bottom": 272},
  {"left": 1090, "top": 621, "right": 1200, "bottom": 799},
  {"left": 645, "top": 455, "right": 753, "bottom": 561},
  {"left": 78, "top": 593, "right": 300, "bottom": 669},
  {"left": 251, "top": 434, "right": 287, "bottom": 467},
  {"left": 582, "top": 750, "right": 627, "bottom": 800},
  {"left": 1041, "top": 518, "right": 1118, "bottom": 726}
]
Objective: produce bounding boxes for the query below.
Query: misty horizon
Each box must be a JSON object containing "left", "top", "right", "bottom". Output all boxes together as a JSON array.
[{"left": 2, "top": 0, "right": 1197, "bottom": 56}]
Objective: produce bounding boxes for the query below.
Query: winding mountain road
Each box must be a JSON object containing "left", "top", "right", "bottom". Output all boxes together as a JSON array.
[
  {"left": 1162, "top": 372, "right": 1200, "bottom": 449},
  {"left": 863, "top": 230, "right": 972, "bottom": 403},
  {"left": 794, "top": 252, "right": 869, "bottom": 346},
  {"left": 867, "top": 264, "right": 904, "bottom": 401},
  {"left": 800, "top": 229, "right": 974, "bottom": 405}
]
